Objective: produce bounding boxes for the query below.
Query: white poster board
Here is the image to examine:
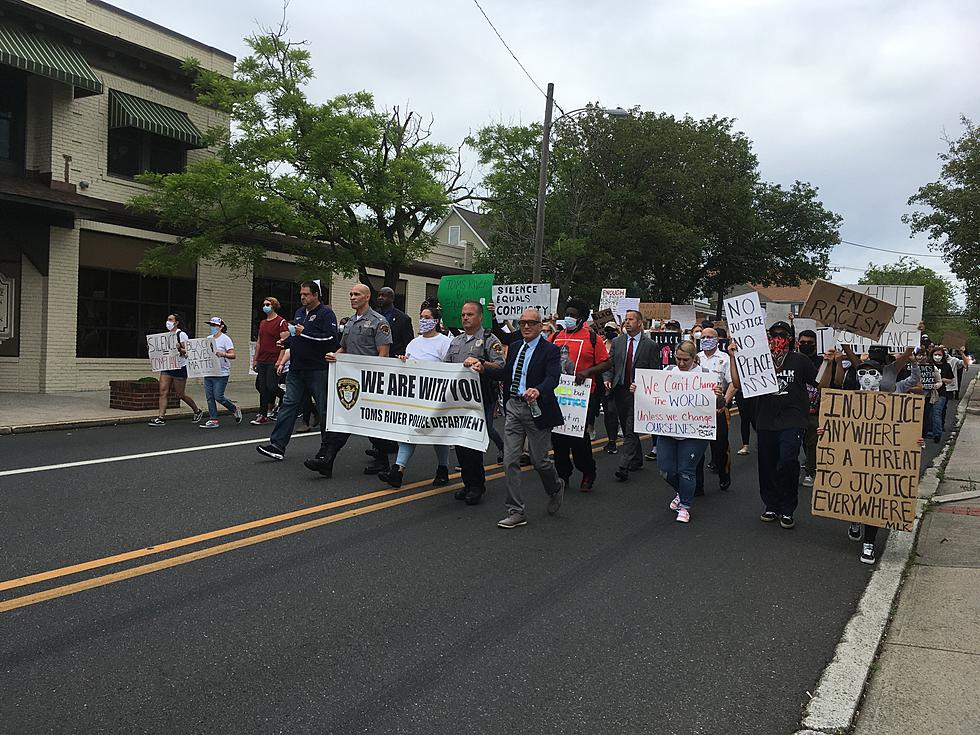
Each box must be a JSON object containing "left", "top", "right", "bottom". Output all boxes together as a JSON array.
[
  {"left": 615, "top": 297, "right": 641, "bottom": 323},
  {"left": 724, "top": 291, "right": 779, "bottom": 397},
  {"left": 670, "top": 304, "right": 697, "bottom": 329},
  {"left": 553, "top": 375, "right": 592, "bottom": 437},
  {"left": 185, "top": 337, "right": 223, "bottom": 378},
  {"left": 633, "top": 368, "right": 717, "bottom": 440},
  {"left": 837, "top": 285, "right": 923, "bottom": 352},
  {"left": 599, "top": 288, "right": 627, "bottom": 313},
  {"left": 550, "top": 288, "right": 561, "bottom": 318},
  {"left": 492, "top": 283, "right": 552, "bottom": 322},
  {"left": 146, "top": 332, "right": 181, "bottom": 372}
]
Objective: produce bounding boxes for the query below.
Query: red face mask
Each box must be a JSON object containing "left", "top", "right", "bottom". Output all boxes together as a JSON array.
[{"left": 769, "top": 335, "right": 791, "bottom": 359}]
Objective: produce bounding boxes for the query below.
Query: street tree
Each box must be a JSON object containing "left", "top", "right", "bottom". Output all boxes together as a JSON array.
[{"left": 131, "top": 27, "right": 471, "bottom": 293}]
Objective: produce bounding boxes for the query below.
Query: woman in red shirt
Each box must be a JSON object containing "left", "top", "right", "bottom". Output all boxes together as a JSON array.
[{"left": 251, "top": 296, "right": 289, "bottom": 425}]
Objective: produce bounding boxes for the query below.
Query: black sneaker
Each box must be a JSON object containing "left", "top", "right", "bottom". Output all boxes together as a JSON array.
[
  {"left": 848, "top": 523, "right": 863, "bottom": 541},
  {"left": 779, "top": 515, "right": 796, "bottom": 529},
  {"left": 365, "top": 447, "right": 381, "bottom": 458},
  {"left": 364, "top": 457, "right": 389, "bottom": 475},
  {"left": 303, "top": 456, "right": 333, "bottom": 477},
  {"left": 454, "top": 487, "right": 469, "bottom": 501},
  {"left": 191, "top": 410, "right": 205, "bottom": 423},
  {"left": 496, "top": 451, "right": 504, "bottom": 464},
  {"left": 605, "top": 443, "right": 618, "bottom": 455},
  {"left": 380, "top": 466, "right": 403, "bottom": 488},
  {"left": 256, "top": 444, "right": 284, "bottom": 461},
  {"left": 148, "top": 417, "right": 166, "bottom": 427},
  {"left": 760, "top": 511, "right": 778, "bottom": 523},
  {"left": 644, "top": 450, "right": 657, "bottom": 462},
  {"left": 719, "top": 478, "right": 731, "bottom": 491},
  {"left": 860, "top": 543, "right": 876, "bottom": 564},
  {"left": 433, "top": 465, "right": 450, "bottom": 486},
  {"left": 519, "top": 453, "right": 531, "bottom": 467},
  {"left": 464, "top": 487, "right": 485, "bottom": 505}
]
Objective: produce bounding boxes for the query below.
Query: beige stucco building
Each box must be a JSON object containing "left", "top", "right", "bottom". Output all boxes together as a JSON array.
[{"left": 0, "top": 0, "right": 475, "bottom": 394}]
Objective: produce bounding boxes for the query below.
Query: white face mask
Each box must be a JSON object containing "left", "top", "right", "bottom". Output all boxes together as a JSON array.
[
  {"left": 693, "top": 331, "right": 702, "bottom": 339},
  {"left": 933, "top": 354, "right": 943, "bottom": 363},
  {"left": 166, "top": 320, "right": 176, "bottom": 331},
  {"left": 857, "top": 369, "right": 882, "bottom": 391}
]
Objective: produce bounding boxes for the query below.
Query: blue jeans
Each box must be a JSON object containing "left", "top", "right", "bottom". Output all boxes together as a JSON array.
[
  {"left": 395, "top": 442, "right": 450, "bottom": 468},
  {"left": 203, "top": 376, "right": 236, "bottom": 420},
  {"left": 657, "top": 436, "right": 709, "bottom": 509},
  {"left": 270, "top": 369, "right": 328, "bottom": 452},
  {"left": 757, "top": 428, "right": 805, "bottom": 516},
  {"left": 930, "top": 394, "right": 947, "bottom": 437}
]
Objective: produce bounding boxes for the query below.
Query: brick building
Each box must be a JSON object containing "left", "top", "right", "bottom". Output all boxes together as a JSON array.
[{"left": 0, "top": 0, "right": 472, "bottom": 394}]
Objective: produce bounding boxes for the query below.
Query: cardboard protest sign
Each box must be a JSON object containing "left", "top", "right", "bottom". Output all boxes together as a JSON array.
[
  {"left": 492, "top": 283, "right": 551, "bottom": 322},
  {"left": 633, "top": 368, "right": 717, "bottom": 440},
  {"left": 185, "top": 338, "right": 223, "bottom": 378},
  {"left": 841, "top": 285, "right": 923, "bottom": 351},
  {"left": 615, "top": 297, "right": 641, "bottom": 323},
  {"left": 640, "top": 302, "right": 672, "bottom": 322},
  {"left": 724, "top": 291, "right": 778, "bottom": 397},
  {"left": 941, "top": 330, "right": 968, "bottom": 349},
  {"left": 592, "top": 308, "right": 616, "bottom": 327},
  {"left": 146, "top": 332, "right": 180, "bottom": 372},
  {"left": 553, "top": 375, "right": 592, "bottom": 437},
  {"left": 325, "top": 353, "right": 489, "bottom": 451},
  {"left": 599, "top": 288, "right": 626, "bottom": 313},
  {"left": 670, "top": 304, "right": 697, "bottom": 328},
  {"left": 811, "top": 389, "right": 925, "bottom": 531},
  {"left": 438, "top": 274, "right": 493, "bottom": 329},
  {"left": 800, "top": 280, "right": 897, "bottom": 342}
]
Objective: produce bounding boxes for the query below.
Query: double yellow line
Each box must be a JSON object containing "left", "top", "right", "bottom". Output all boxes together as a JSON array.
[{"left": 1, "top": 437, "right": 621, "bottom": 614}]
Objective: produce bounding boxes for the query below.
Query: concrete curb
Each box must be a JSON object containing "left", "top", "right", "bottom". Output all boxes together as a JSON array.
[
  {"left": 0, "top": 404, "right": 263, "bottom": 436},
  {"left": 800, "top": 372, "right": 979, "bottom": 734}
]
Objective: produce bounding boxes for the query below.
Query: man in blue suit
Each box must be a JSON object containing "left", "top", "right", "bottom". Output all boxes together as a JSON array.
[{"left": 472, "top": 308, "right": 566, "bottom": 528}]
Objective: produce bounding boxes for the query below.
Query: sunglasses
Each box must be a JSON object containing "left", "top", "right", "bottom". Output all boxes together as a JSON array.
[{"left": 518, "top": 319, "right": 542, "bottom": 327}]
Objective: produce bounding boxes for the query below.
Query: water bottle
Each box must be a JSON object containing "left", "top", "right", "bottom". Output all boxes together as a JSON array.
[{"left": 528, "top": 399, "right": 542, "bottom": 418}]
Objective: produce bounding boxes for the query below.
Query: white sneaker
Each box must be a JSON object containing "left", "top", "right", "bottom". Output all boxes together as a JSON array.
[
  {"left": 802, "top": 474, "right": 814, "bottom": 487},
  {"left": 669, "top": 493, "right": 681, "bottom": 511},
  {"left": 861, "top": 543, "right": 876, "bottom": 564},
  {"left": 737, "top": 445, "right": 750, "bottom": 455},
  {"left": 675, "top": 507, "right": 691, "bottom": 523},
  {"left": 233, "top": 405, "right": 243, "bottom": 424},
  {"left": 200, "top": 419, "right": 220, "bottom": 429}
]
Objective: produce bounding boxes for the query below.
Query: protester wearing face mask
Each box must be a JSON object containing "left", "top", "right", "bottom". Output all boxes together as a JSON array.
[
  {"left": 380, "top": 307, "right": 454, "bottom": 488},
  {"left": 928, "top": 346, "right": 955, "bottom": 443},
  {"left": 796, "top": 330, "right": 823, "bottom": 488},
  {"left": 549, "top": 299, "right": 611, "bottom": 491},
  {"left": 251, "top": 297, "right": 289, "bottom": 425},
  {"left": 200, "top": 317, "right": 242, "bottom": 429},
  {"left": 696, "top": 327, "right": 734, "bottom": 492},
  {"left": 148, "top": 313, "right": 205, "bottom": 427},
  {"left": 728, "top": 321, "right": 827, "bottom": 529}
]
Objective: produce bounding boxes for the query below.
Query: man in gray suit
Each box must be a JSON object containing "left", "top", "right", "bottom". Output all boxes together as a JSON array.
[{"left": 604, "top": 309, "right": 657, "bottom": 481}]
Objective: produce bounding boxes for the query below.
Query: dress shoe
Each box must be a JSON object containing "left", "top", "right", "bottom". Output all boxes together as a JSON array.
[
  {"left": 303, "top": 456, "right": 334, "bottom": 477},
  {"left": 464, "top": 487, "right": 485, "bottom": 505},
  {"left": 580, "top": 474, "right": 595, "bottom": 492},
  {"left": 454, "top": 487, "right": 469, "bottom": 500},
  {"left": 614, "top": 468, "right": 629, "bottom": 482}
]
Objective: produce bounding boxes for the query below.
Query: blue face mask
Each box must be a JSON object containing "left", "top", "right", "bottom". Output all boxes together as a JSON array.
[
  {"left": 209, "top": 326, "right": 219, "bottom": 336},
  {"left": 560, "top": 316, "right": 579, "bottom": 330},
  {"left": 700, "top": 337, "right": 719, "bottom": 352},
  {"left": 262, "top": 305, "right": 273, "bottom": 314},
  {"left": 419, "top": 318, "right": 438, "bottom": 334}
]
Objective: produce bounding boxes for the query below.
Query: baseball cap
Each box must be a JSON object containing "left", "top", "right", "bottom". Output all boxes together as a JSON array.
[
  {"left": 206, "top": 316, "right": 225, "bottom": 327},
  {"left": 769, "top": 320, "right": 793, "bottom": 336}
]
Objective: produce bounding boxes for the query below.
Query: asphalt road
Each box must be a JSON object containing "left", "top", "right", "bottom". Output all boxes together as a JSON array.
[{"left": 0, "top": 378, "right": 968, "bottom": 735}]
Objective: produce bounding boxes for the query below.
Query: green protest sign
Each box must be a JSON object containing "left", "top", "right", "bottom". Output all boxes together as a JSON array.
[{"left": 438, "top": 274, "right": 494, "bottom": 329}]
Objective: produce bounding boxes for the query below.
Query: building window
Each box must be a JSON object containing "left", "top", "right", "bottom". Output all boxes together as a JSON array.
[
  {"left": 425, "top": 282, "right": 439, "bottom": 309},
  {"left": 107, "top": 129, "right": 187, "bottom": 177},
  {"left": 76, "top": 267, "right": 196, "bottom": 358},
  {"left": 0, "top": 67, "right": 26, "bottom": 176},
  {"left": 448, "top": 225, "right": 460, "bottom": 246}
]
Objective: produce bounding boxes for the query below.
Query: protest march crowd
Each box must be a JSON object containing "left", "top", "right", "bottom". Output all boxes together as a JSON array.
[{"left": 143, "top": 279, "right": 973, "bottom": 566}]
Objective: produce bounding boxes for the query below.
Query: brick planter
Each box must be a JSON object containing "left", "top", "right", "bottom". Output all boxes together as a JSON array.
[{"left": 110, "top": 380, "right": 179, "bottom": 411}]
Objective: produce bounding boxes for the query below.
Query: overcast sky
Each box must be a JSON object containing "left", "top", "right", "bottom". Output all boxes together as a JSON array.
[{"left": 115, "top": 0, "right": 978, "bottom": 292}]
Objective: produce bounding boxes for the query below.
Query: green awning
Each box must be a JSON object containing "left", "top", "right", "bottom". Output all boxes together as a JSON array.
[
  {"left": 0, "top": 25, "right": 103, "bottom": 97},
  {"left": 109, "top": 90, "right": 205, "bottom": 148}
]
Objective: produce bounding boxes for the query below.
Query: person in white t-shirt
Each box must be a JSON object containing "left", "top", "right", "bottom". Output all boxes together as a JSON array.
[
  {"left": 200, "top": 317, "right": 243, "bottom": 429},
  {"left": 696, "top": 326, "right": 735, "bottom": 492},
  {"left": 380, "top": 306, "right": 453, "bottom": 487}
]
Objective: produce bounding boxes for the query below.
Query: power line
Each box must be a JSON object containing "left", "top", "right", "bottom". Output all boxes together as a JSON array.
[
  {"left": 838, "top": 239, "right": 945, "bottom": 258},
  {"left": 470, "top": 0, "right": 565, "bottom": 115}
]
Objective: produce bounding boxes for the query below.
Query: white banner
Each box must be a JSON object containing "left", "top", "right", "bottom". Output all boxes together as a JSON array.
[
  {"left": 837, "top": 285, "right": 923, "bottom": 352},
  {"left": 146, "top": 332, "right": 180, "bottom": 372},
  {"left": 492, "top": 283, "right": 551, "bottom": 322},
  {"left": 724, "top": 291, "right": 779, "bottom": 397},
  {"left": 553, "top": 375, "right": 592, "bottom": 437},
  {"left": 325, "top": 354, "right": 489, "bottom": 451},
  {"left": 599, "top": 288, "right": 627, "bottom": 313},
  {"left": 185, "top": 338, "right": 223, "bottom": 378},
  {"left": 670, "top": 304, "right": 697, "bottom": 328},
  {"left": 615, "top": 297, "right": 641, "bottom": 323},
  {"left": 550, "top": 288, "right": 560, "bottom": 319},
  {"left": 633, "top": 368, "right": 717, "bottom": 440}
]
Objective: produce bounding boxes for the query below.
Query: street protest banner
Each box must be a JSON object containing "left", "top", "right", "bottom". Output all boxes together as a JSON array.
[
  {"left": 670, "top": 304, "right": 697, "bottom": 328},
  {"left": 599, "top": 288, "right": 626, "bottom": 313},
  {"left": 799, "top": 280, "right": 898, "bottom": 342},
  {"left": 724, "top": 291, "right": 778, "bottom": 397},
  {"left": 438, "top": 274, "right": 493, "bottom": 329},
  {"left": 553, "top": 375, "right": 591, "bottom": 437},
  {"left": 811, "top": 389, "right": 925, "bottom": 531},
  {"left": 592, "top": 308, "right": 616, "bottom": 327},
  {"left": 492, "top": 283, "right": 551, "bottom": 322},
  {"left": 324, "top": 353, "right": 489, "bottom": 451},
  {"left": 840, "top": 285, "right": 923, "bottom": 351},
  {"left": 633, "top": 368, "right": 717, "bottom": 440},
  {"left": 185, "top": 338, "right": 223, "bottom": 378},
  {"left": 640, "top": 302, "right": 672, "bottom": 322},
  {"left": 615, "top": 297, "right": 641, "bottom": 323},
  {"left": 941, "top": 329, "right": 968, "bottom": 349},
  {"left": 146, "top": 332, "right": 181, "bottom": 372}
]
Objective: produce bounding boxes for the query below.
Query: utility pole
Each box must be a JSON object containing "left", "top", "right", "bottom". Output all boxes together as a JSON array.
[{"left": 532, "top": 82, "right": 554, "bottom": 284}]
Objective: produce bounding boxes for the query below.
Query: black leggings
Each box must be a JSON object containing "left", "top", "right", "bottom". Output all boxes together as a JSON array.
[
  {"left": 255, "top": 362, "right": 284, "bottom": 416},
  {"left": 735, "top": 392, "right": 755, "bottom": 445}
]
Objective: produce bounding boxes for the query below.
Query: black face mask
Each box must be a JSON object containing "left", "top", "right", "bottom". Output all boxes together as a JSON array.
[{"left": 799, "top": 342, "right": 816, "bottom": 356}]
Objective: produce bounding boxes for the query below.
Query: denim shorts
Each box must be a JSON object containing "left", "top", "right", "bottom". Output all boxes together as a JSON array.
[{"left": 162, "top": 367, "right": 188, "bottom": 379}]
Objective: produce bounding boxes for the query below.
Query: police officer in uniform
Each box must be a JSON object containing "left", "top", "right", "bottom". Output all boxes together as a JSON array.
[
  {"left": 450, "top": 299, "right": 506, "bottom": 504},
  {"left": 304, "top": 283, "right": 393, "bottom": 478}
]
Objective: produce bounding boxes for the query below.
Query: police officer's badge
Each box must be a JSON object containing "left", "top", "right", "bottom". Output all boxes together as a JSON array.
[
  {"left": 337, "top": 377, "right": 360, "bottom": 410},
  {"left": 379, "top": 323, "right": 391, "bottom": 335}
]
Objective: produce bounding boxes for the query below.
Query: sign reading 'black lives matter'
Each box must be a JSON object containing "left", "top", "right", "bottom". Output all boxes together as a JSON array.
[{"left": 811, "top": 389, "right": 925, "bottom": 532}]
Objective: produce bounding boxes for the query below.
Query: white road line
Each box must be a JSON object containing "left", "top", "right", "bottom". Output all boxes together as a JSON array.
[{"left": 0, "top": 433, "right": 319, "bottom": 478}]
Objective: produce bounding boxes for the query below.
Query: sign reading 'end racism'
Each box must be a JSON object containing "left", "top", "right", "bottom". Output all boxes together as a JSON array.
[{"left": 800, "top": 280, "right": 897, "bottom": 341}]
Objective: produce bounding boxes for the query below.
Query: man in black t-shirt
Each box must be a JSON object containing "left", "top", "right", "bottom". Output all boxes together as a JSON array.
[{"left": 728, "top": 321, "right": 822, "bottom": 528}]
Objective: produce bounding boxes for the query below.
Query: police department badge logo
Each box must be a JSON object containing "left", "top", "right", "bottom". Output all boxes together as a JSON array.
[{"left": 337, "top": 377, "right": 360, "bottom": 410}]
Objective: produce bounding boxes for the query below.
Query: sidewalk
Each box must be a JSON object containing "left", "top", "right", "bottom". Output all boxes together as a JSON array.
[
  {"left": 0, "top": 382, "right": 258, "bottom": 434},
  {"left": 852, "top": 386, "right": 980, "bottom": 734}
]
